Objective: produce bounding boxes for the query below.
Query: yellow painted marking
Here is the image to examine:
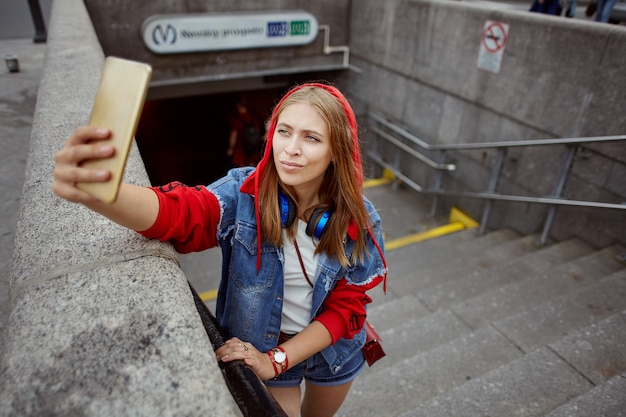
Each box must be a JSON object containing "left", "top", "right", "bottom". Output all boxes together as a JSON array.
[
  {"left": 363, "top": 168, "right": 396, "bottom": 188},
  {"left": 449, "top": 206, "right": 479, "bottom": 229},
  {"left": 384, "top": 221, "right": 467, "bottom": 251},
  {"left": 199, "top": 289, "right": 218, "bottom": 302}
]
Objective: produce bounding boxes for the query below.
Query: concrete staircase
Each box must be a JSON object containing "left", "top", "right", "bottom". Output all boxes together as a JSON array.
[{"left": 338, "top": 227, "right": 626, "bottom": 417}]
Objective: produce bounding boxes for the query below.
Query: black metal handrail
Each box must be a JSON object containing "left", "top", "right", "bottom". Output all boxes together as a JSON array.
[{"left": 189, "top": 283, "right": 288, "bottom": 417}]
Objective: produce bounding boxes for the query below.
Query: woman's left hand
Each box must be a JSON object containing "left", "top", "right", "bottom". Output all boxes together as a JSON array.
[{"left": 215, "top": 337, "right": 277, "bottom": 380}]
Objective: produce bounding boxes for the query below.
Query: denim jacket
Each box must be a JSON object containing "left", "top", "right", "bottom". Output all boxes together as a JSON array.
[{"left": 208, "top": 168, "right": 386, "bottom": 374}]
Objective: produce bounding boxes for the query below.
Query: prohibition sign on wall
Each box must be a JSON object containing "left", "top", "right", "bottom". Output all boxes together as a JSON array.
[{"left": 477, "top": 20, "right": 510, "bottom": 74}]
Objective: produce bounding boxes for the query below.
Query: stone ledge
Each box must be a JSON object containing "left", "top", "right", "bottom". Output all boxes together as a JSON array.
[{"left": 0, "top": 0, "right": 238, "bottom": 415}]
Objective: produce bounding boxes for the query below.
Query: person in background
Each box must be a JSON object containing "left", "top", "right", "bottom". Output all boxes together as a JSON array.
[
  {"left": 53, "top": 82, "right": 387, "bottom": 417},
  {"left": 227, "top": 97, "right": 264, "bottom": 167},
  {"left": 530, "top": 0, "right": 562, "bottom": 14},
  {"left": 563, "top": 0, "right": 577, "bottom": 17},
  {"left": 595, "top": 0, "right": 618, "bottom": 22}
]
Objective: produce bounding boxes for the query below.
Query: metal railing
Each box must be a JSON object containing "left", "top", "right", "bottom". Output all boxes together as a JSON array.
[
  {"left": 189, "top": 283, "right": 288, "bottom": 417},
  {"left": 366, "top": 112, "right": 626, "bottom": 245}
]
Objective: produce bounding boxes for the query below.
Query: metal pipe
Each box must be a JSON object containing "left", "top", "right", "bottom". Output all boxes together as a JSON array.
[
  {"left": 27, "top": 0, "right": 47, "bottom": 43},
  {"left": 320, "top": 25, "right": 350, "bottom": 68},
  {"left": 479, "top": 149, "right": 507, "bottom": 235},
  {"left": 369, "top": 112, "right": 626, "bottom": 151},
  {"left": 538, "top": 146, "right": 578, "bottom": 246},
  {"left": 370, "top": 126, "right": 456, "bottom": 171},
  {"left": 366, "top": 151, "right": 425, "bottom": 193},
  {"left": 430, "top": 151, "right": 448, "bottom": 217},
  {"left": 424, "top": 190, "right": 626, "bottom": 210}
]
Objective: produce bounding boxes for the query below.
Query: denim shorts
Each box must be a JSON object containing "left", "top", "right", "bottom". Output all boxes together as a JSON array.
[{"left": 265, "top": 350, "right": 365, "bottom": 388}]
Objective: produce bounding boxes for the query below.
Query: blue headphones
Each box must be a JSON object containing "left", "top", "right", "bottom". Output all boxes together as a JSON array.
[{"left": 278, "top": 192, "right": 332, "bottom": 240}]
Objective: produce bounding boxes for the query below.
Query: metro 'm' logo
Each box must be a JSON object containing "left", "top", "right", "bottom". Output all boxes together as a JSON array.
[{"left": 152, "top": 24, "right": 177, "bottom": 45}]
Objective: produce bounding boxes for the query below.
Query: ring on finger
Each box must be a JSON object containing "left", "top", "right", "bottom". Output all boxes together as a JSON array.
[{"left": 243, "top": 344, "right": 249, "bottom": 351}]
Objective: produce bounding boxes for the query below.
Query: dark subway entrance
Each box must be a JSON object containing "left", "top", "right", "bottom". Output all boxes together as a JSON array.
[
  {"left": 135, "top": 72, "right": 343, "bottom": 187},
  {"left": 135, "top": 88, "right": 279, "bottom": 187}
]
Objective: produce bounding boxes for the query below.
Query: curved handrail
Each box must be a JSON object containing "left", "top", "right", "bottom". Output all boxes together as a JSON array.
[{"left": 189, "top": 283, "right": 288, "bottom": 417}]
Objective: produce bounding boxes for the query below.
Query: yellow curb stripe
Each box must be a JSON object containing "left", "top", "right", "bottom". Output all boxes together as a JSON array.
[
  {"left": 384, "top": 221, "right": 467, "bottom": 251},
  {"left": 199, "top": 289, "right": 218, "bottom": 302},
  {"left": 363, "top": 169, "right": 396, "bottom": 189},
  {"left": 449, "top": 206, "right": 479, "bottom": 229}
]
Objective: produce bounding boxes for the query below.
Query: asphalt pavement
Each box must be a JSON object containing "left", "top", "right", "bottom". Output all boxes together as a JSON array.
[{"left": 0, "top": 38, "right": 46, "bottom": 349}]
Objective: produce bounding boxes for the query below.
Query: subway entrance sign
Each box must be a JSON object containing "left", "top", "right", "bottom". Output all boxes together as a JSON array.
[{"left": 142, "top": 11, "right": 319, "bottom": 54}]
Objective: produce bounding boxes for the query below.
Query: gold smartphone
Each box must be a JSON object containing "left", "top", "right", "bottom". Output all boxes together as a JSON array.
[{"left": 77, "top": 56, "right": 152, "bottom": 203}]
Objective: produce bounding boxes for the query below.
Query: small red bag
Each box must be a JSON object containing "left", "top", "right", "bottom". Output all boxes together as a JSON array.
[{"left": 362, "top": 322, "right": 386, "bottom": 366}]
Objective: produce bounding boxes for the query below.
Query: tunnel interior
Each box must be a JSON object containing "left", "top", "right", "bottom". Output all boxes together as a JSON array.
[{"left": 136, "top": 88, "right": 277, "bottom": 186}]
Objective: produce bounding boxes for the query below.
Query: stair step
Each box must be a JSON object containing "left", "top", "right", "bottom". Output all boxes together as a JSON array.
[
  {"left": 338, "top": 326, "right": 522, "bottom": 417},
  {"left": 493, "top": 269, "right": 626, "bottom": 352},
  {"left": 367, "top": 294, "right": 430, "bottom": 331},
  {"left": 365, "top": 309, "right": 473, "bottom": 372},
  {"left": 545, "top": 373, "right": 626, "bottom": 417},
  {"left": 400, "top": 347, "right": 593, "bottom": 417},
  {"left": 385, "top": 229, "right": 522, "bottom": 298},
  {"left": 386, "top": 228, "right": 519, "bottom": 271},
  {"left": 402, "top": 233, "right": 540, "bottom": 297},
  {"left": 418, "top": 238, "right": 593, "bottom": 310},
  {"left": 549, "top": 310, "right": 626, "bottom": 385},
  {"left": 451, "top": 245, "right": 626, "bottom": 328},
  {"left": 386, "top": 228, "right": 518, "bottom": 267}
]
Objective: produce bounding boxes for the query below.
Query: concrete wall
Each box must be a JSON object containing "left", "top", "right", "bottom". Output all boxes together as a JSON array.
[
  {"left": 344, "top": 0, "right": 626, "bottom": 247},
  {"left": 83, "top": 0, "right": 351, "bottom": 98},
  {"left": 0, "top": 0, "right": 239, "bottom": 415}
]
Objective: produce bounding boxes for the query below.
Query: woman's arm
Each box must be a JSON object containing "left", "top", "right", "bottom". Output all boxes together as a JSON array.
[
  {"left": 53, "top": 126, "right": 159, "bottom": 231},
  {"left": 216, "top": 321, "right": 332, "bottom": 380}
]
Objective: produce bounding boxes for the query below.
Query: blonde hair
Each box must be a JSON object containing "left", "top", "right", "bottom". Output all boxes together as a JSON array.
[{"left": 258, "top": 85, "right": 368, "bottom": 266}]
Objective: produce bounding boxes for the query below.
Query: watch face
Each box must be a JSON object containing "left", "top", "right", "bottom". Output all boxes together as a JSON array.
[{"left": 274, "top": 351, "right": 286, "bottom": 363}]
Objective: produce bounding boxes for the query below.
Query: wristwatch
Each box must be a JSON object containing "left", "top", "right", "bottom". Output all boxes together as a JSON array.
[{"left": 271, "top": 347, "right": 288, "bottom": 371}]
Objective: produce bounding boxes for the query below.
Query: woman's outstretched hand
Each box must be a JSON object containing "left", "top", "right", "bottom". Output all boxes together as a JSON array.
[
  {"left": 53, "top": 126, "right": 114, "bottom": 204},
  {"left": 216, "top": 337, "right": 278, "bottom": 381}
]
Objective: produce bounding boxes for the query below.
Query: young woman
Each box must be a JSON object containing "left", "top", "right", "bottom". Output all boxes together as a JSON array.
[{"left": 53, "top": 82, "right": 387, "bottom": 417}]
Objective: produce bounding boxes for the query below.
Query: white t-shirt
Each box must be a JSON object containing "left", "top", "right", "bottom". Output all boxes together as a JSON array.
[{"left": 281, "top": 220, "right": 319, "bottom": 334}]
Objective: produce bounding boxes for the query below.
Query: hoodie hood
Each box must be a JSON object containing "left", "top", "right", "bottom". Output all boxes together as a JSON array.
[
  {"left": 240, "top": 82, "right": 362, "bottom": 195},
  {"left": 239, "top": 83, "right": 364, "bottom": 271}
]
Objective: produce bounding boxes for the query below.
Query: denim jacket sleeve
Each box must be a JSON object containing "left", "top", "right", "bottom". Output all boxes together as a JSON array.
[{"left": 206, "top": 168, "right": 287, "bottom": 352}]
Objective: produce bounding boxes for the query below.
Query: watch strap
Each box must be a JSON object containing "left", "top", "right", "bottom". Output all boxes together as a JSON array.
[
  {"left": 273, "top": 346, "right": 288, "bottom": 371},
  {"left": 266, "top": 350, "right": 280, "bottom": 378}
]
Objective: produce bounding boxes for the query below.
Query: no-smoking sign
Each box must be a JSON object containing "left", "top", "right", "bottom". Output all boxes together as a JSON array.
[{"left": 477, "top": 20, "right": 510, "bottom": 74}]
